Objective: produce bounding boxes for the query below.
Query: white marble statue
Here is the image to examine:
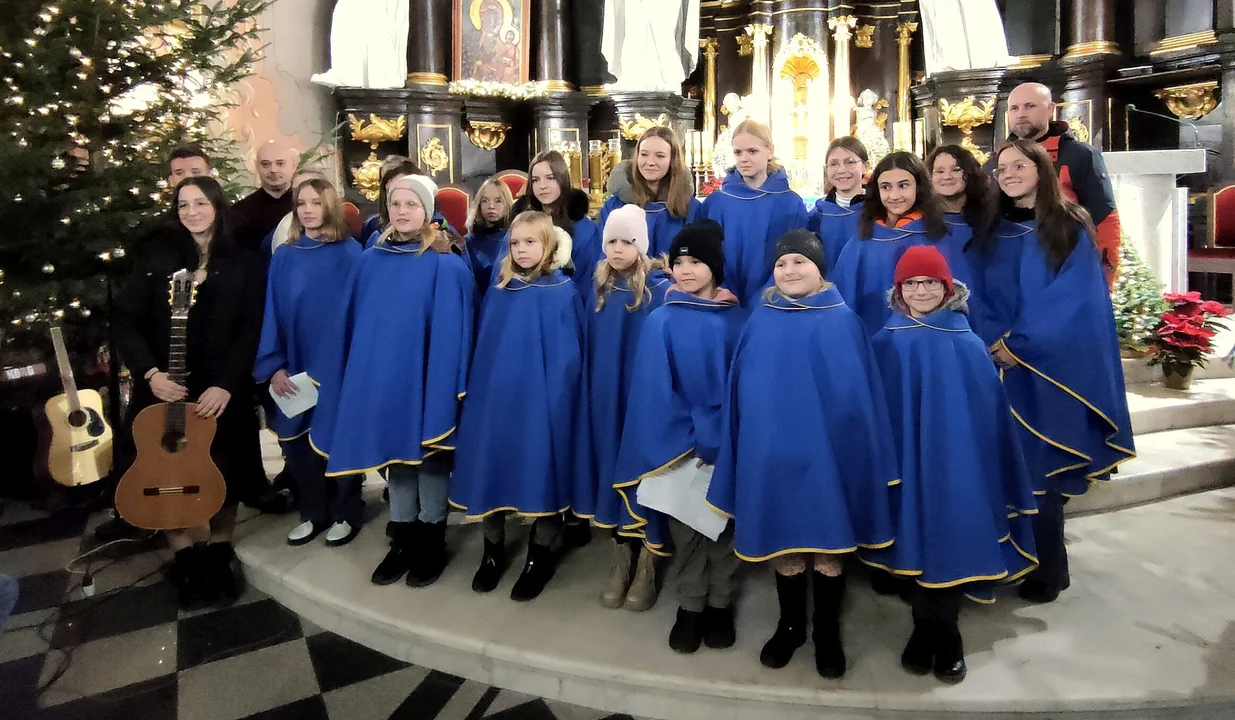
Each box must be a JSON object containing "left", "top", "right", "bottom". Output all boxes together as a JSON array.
[
  {"left": 919, "top": 0, "right": 1013, "bottom": 77},
  {"left": 602, "top": 0, "right": 701, "bottom": 93},
  {"left": 854, "top": 89, "right": 891, "bottom": 168},
  {"left": 311, "top": 0, "right": 410, "bottom": 89}
]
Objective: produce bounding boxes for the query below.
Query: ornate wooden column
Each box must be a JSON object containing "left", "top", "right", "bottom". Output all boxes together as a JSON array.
[
  {"left": 1061, "top": 0, "right": 1120, "bottom": 59},
  {"left": 533, "top": 0, "right": 574, "bottom": 92},
  {"left": 894, "top": 20, "right": 917, "bottom": 149},
  {"left": 700, "top": 38, "right": 719, "bottom": 146},
  {"left": 745, "top": 23, "right": 774, "bottom": 123},
  {"left": 407, "top": 0, "right": 450, "bottom": 89},
  {"left": 829, "top": 14, "right": 857, "bottom": 138},
  {"left": 1058, "top": 0, "right": 1122, "bottom": 150}
]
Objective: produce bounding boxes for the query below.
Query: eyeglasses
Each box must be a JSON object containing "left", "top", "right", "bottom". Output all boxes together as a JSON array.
[
  {"left": 931, "top": 167, "right": 963, "bottom": 177},
  {"left": 900, "top": 278, "right": 942, "bottom": 290},
  {"left": 993, "top": 161, "right": 1031, "bottom": 178},
  {"left": 826, "top": 158, "right": 863, "bottom": 170}
]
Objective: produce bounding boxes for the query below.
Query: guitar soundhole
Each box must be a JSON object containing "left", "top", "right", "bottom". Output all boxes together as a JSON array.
[
  {"left": 67, "top": 409, "right": 88, "bottom": 428},
  {"left": 161, "top": 431, "right": 187, "bottom": 454}
]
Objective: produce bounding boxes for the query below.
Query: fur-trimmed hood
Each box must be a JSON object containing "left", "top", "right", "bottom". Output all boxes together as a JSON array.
[
  {"left": 886, "top": 278, "right": 971, "bottom": 316},
  {"left": 607, "top": 160, "right": 637, "bottom": 204},
  {"left": 548, "top": 226, "right": 573, "bottom": 271},
  {"left": 511, "top": 188, "right": 592, "bottom": 223}
]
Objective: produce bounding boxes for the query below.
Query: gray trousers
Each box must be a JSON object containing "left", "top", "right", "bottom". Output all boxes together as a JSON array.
[
  {"left": 482, "top": 513, "right": 563, "bottom": 548},
  {"left": 668, "top": 518, "right": 738, "bottom": 613}
]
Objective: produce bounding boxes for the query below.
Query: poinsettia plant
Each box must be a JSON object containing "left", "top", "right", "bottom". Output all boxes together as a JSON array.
[
  {"left": 697, "top": 176, "right": 723, "bottom": 197},
  {"left": 1146, "top": 292, "right": 1229, "bottom": 375}
]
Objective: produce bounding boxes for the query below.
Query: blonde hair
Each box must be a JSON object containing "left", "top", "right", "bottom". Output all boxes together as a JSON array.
[
  {"left": 593, "top": 253, "right": 669, "bottom": 313},
  {"left": 376, "top": 180, "right": 435, "bottom": 253},
  {"left": 290, "top": 178, "right": 348, "bottom": 242},
  {"left": 496, "top": 211, "right": 560, "bottom": 287},
  {"left": 632, "top": 127, "right": 694, "bottom": 219},
  {"left": 732, "top": 119, "right": 784, "bottom": 174},
  {"left": 467, "top": 175, "right": 514, "bottom": 232}
]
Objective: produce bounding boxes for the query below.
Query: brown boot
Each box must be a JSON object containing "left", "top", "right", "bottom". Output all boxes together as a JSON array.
[
  {"left": 599, "top": 539, "right": 635, "bottom": 609},
  {"left": 623, "top": 546, "right": 659, "bottom": 612}
]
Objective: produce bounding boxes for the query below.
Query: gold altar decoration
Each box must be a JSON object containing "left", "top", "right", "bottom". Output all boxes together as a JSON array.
[
  {"left": 700, "top": 38, "right": 719, "bottom": 146},
  {"left": 1065, "top": 115, "right": 1090, "bottom": 144},
  {"left": 893, "top": 21, "right": 917, "bottom": 151},
  {"left": 772, "top": 32, "right": 829, "bottom": 195},
  {"left": 447, "top": 79, "right": 555, "bottom": 100},
  {"left": 419, "top": 137, "right": 450, "bottom": 175},
  {"left": 737, "top": 33, "right": 753, "bottom": 57},
  {"left": 1150, "top": 29, "right": 1217, "bottom": 56},
  {"left": 619, "top": 113, "right": 671, "bottom": 141},
  {"left": 959, "top": 135, "right": 989, "bottom": 165},
  {"left": 1061, "top": 40, "right": 1120, "bottom": 60},
  {"left": 1154, "top": 81, "right": 1219, "bottom": 121},
  {"left": 465, "top": 120, "right": 510, "bottom": 151},
  {"left": 939, "top": 96, "right": 996, "bottom": 134},
  {"left": 348, "top": 113, "right": 407, "bottom": 201},
  {"left": 854, "top": 24, "right": 874, "bottom": 49},
  {"left": 589, "top": 139, "right": 621, "bottom": 204}
]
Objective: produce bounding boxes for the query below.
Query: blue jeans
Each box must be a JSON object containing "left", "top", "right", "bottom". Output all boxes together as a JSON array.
[
  {"left": 386, "top": 455, "right": 450, "bottom": 523},
  {"left": 0, "top": 574, "right": 18, "bottom": 628}
]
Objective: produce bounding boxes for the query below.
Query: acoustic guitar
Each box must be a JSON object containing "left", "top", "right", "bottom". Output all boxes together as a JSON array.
[
  {"left": 43, "top": 326, "right": 113, "bottom": 486},
  {"left": 115, "top": 269, "right": 227, "bottom": 530}
]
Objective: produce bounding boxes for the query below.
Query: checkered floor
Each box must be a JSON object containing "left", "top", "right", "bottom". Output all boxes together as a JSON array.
[{"left": 0, "top": 500, "right": 640, "bottom": 720}]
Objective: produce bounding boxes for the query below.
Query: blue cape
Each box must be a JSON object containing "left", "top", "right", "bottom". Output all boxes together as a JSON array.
[
  {"left": 964, "top": 226, "right": 1024, "bottom": 347},
  {"left": 833, "top": 217, "right": 971, "bottom": 337},
  {"left": 870, "top": 306, "right": 1039, "bottom": 602},
  {"left": 464, "top": 225, "right": 507, "bottom": 295},
  {"left": 599, "top": 195, "right": 703, "bottom": 258},
  {"left": 449, "top": 271, "right": 594, "bottom": 518},
  {"left": 586, "top": 270, "right": 672, "bottom": 528},
  {"left": 807, "top": 197, "right": 863, "bottom": 278},
  {"left": 993, "top": 221, "right": 1136, "bottom": 496},
  {"left": 613, "top": 288, "right": 747, "bottom": 553},
  {"left": 253, "top": 236, "right": 363, "bottom": 440},
  {"left": 700, "top": 169, "right": 809, "bottom": 306},
  {"left": 707, "top": 287, "right": 897, "bottom": 563},
  {"left": 314, "top": 242, "right": 475, "bottom": 472}
]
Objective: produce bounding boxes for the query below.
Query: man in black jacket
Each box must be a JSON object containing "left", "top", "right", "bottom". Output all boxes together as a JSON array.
[{"left": 232, "top": 141, "right": 295, "bottom": 252}]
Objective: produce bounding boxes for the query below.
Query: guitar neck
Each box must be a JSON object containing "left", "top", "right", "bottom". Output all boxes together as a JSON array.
[
  {"left": 167, "top": 316, "right": 188, "bottom": 387},
  {"left": 49, "top": 327, "right": 81, "bottom": 413}
]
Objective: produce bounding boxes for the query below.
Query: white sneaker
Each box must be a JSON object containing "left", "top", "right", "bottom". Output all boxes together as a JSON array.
[
  {"left": 287, "top": 521, "right": 317, "bottom": 546},
  {"left": 325, "top": 521, "right": 357, "bottom": 546}
]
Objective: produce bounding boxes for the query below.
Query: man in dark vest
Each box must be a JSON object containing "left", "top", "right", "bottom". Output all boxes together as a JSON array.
[
  {"left": 232, "top": 141, "right": 294, "bottom": 252},
  {"left": 992, "top": 81, "right": 1122, "bottom": 286}
]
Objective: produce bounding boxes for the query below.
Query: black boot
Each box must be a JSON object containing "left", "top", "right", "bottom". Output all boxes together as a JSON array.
[
  {"left": 407, "top": 521, "right": 448, "bottom": 588},
  {"left": 563, "top": 517, "right": 592, "bottom": 550},
  {"left": 811, "top": 571, "right": 847, "bottom": 679},
  {"left": 510, "top": 542, "right": 557, "bottom": 601},
  {"left": 1017, "top": 578, "right": 1061, "bottom": 604},
  {"left": 900, "top": 590, "right": 933, "bottom": 676},
  {"left": 170, "top": 543, "right": 207, "bottom": 611},
  {"left": 702, "top": 604, "right": 736, "bottom": 649},
  {"left": 203, "top": 541, "right": 243, "bottom": 606},
  {"left": 668, "top": 607, "right": 705, "bottom": 654},
  {"left": 472, "top": 537, "right": 506, "bottom": 593},
  {"left": 371, "top": 521, "right": 416, "bottom": 585},
  {"left": 761, "top": 572, "right": 808, "bottom": 668},
  {"left": 932, "top": 592, "right": 966, "bottom": 684}
]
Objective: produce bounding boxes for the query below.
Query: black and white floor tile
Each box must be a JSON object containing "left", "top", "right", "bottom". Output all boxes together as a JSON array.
[{"left": 0, "top": 500, "right": 641, "bottom": 720}]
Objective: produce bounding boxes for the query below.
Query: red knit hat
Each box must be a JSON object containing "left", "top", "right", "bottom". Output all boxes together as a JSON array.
[{"left": 894, "top": 245, "right": 954, "bottom": 297}]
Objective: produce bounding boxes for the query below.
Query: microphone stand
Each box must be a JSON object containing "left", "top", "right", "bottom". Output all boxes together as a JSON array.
[{"left": 1126, "top": 104, "right": 1201, "bottom": 148}]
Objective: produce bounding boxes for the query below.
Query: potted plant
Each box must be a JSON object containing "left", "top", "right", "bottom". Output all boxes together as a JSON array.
[{"left": 1146, "top": 291, "right": 1229, "bottom": 390}]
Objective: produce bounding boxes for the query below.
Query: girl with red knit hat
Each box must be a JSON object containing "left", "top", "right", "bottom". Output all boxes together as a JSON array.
[{"left": 868, "top": 245, "right": 1039, "bottom": 684}]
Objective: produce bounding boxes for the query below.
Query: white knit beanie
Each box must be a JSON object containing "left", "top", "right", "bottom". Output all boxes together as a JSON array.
[
  {"left": 388, "top": 174, "right": 438, "bottom": 217},
  {"left": 602, "top": 204, "right": 650, "bottom": 257}
]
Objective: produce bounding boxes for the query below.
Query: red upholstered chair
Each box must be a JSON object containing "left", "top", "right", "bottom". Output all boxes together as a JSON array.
[
  {"left": 496, "top": 170, "right": 527, "bottom": 200},
  {"left": 435, "top": 184, "right": 471, "bottom": 233},
  {"left": 342, "top": 201, "right": 363, "bottom": 239},
  {"left": 1189, "top": 184, "right": 1235, "bottom": 295}
]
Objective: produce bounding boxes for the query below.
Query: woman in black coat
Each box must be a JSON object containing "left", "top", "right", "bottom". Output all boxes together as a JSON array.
[{"left": 116, "top": 176, "right": 265, "bottom": 608}]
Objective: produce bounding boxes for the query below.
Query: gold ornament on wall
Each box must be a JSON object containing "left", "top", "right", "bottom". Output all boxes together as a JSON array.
[
  {"left": 960, "top": 136, "right": 989, "bottom": 165},
  {"left": 1065, "top": 115, "right": 1090, "bottom": 144},
  {"left": 419, "top": 137, "right": 450, "bottom": 175},
  {"left": 348, "top": 113, "right": 407, "bottom": 201},
  {"left": 737, "top": 33, "right": 753, "bottom": 57},
  {"left": 939, "top": 96, "right": 996, "bottom": 134},
  {"left": 465, "top": 121, "right": 510, "bottom": 151},
  {"left": 854, "top": 24, "right": 875, "bottom": 49},
  {"left": 1154, "top": 81, "right": 1219, "bottom": 121},
  {"left": 619, "top": 113, "right": 671, "bottom": 141}
]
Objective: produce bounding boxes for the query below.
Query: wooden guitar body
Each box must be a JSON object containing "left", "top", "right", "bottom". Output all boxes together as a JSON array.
[
  {"left": 44, "top": 388, "right": 114, "bottom": 486},
  {"left": 115, "top": 402, "right": 227, "bottom": 530}
]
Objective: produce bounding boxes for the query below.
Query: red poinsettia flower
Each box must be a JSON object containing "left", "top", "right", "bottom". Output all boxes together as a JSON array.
[
  {"left": 1164, "top": 291, "right": 1203, "bottom": 304},
  {"left": 1201, "top": 300, "right": 1230, "bottom": 316}
]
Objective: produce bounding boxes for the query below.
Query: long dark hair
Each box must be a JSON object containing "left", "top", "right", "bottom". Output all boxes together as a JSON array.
[
  {"left": 927, "top": 144, "right": 989, "bottom": 232},
  {"left": 991, "top": 139, "right": 1095, "bottom": 270},
  {"left": 169, "top": 176, "right": 235, "bottom": 268},
  {"left": 377, "top": 160, "right": 423, "bottom": 229},
  {"left": 857, "top": 151, "right": 946, "bottom": 240},
  {"left": 527, "top": 150, "right": 574, "bottom": 233}
]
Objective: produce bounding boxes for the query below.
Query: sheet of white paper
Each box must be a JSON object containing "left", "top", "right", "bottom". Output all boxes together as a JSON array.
[
  {"left": 268, "top": 372, "right": 318, "bottom": 418},
  {"left": 636, "top": 457, "right": 727, "bottom": 541}
]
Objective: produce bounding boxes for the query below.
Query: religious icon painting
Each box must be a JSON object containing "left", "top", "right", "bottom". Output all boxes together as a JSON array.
[{"left": 453, "top": 0, "right": 531, "bottom": 85}]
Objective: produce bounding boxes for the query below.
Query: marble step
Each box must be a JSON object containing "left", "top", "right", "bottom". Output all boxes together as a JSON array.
[
  {"left": 1121, "top": 356, "right": 1235, "bottom": 386},
  {"left": 234, "top": 488, "right": 1235, "bottom": 720},
  {"left": 1127, "top": 378, "right": 1235, "bottom": 434},
  {"left": 1067, "top": 423, "right": 1235, "bottom": 515}
]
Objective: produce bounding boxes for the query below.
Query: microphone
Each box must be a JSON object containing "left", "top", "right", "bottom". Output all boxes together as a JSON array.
[{"left": 1126, "top": 103, "right": 1201, "bottom": 148}]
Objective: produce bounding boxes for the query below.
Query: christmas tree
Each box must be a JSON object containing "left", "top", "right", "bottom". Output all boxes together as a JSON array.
[
  {"left": 1111, "top": 235, "right": 1168, "bottom": 354},
  {"left": 0, "top": 0, "right": 270, "bottom": 360}
]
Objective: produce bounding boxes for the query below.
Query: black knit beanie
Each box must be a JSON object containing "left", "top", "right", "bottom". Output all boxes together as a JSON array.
[
  {"left": 773, "top": 229, "right": 827, "bottom": 277},
  {"left": 669, "top": 220, "right": 725, "bottom": 286}
]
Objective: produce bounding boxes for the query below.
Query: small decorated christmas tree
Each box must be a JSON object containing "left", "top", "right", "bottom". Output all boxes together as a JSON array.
[{"left": 1111, "top": 236, "right": 1168, "bottom": 355}]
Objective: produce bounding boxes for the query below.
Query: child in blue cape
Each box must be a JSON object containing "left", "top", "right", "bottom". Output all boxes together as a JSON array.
[
  {"left": 833, "top": 151, "right": 970, "bottom": 338},
  {"left": 587, "top": 204, "right": 673, "bottom": 612},
  {"left": 984, "top": 140, "right": 1134, "bottom": 604},
  {"left": 464, "top": 175, "right": 513, "bottom": 294},
  {"left": 613, "top": 220, "right": 748, "bottom": 655},
  {"left": 701, "top": 119, "right": 808, "bottom": 305},
  {"left": 870, "top": 246, "right": 1039, "bottom": 685},
  {"left": 599, "top": 126, "right": 702, "bottom": 258},
  {"left": 314, "top": 175, "right": 475, "bottom": 589},
  {"left": 450, "top": 211, "right": 594, "bottom": 602},
  {"left": 808, "top": 136, "right": 867, "bottom": 276},
  {"left": 707, "top": 230, "right": 897, "bottom": 679},
  {"left": 255, "top": 178, "right": 364, "bottom": 548}
]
